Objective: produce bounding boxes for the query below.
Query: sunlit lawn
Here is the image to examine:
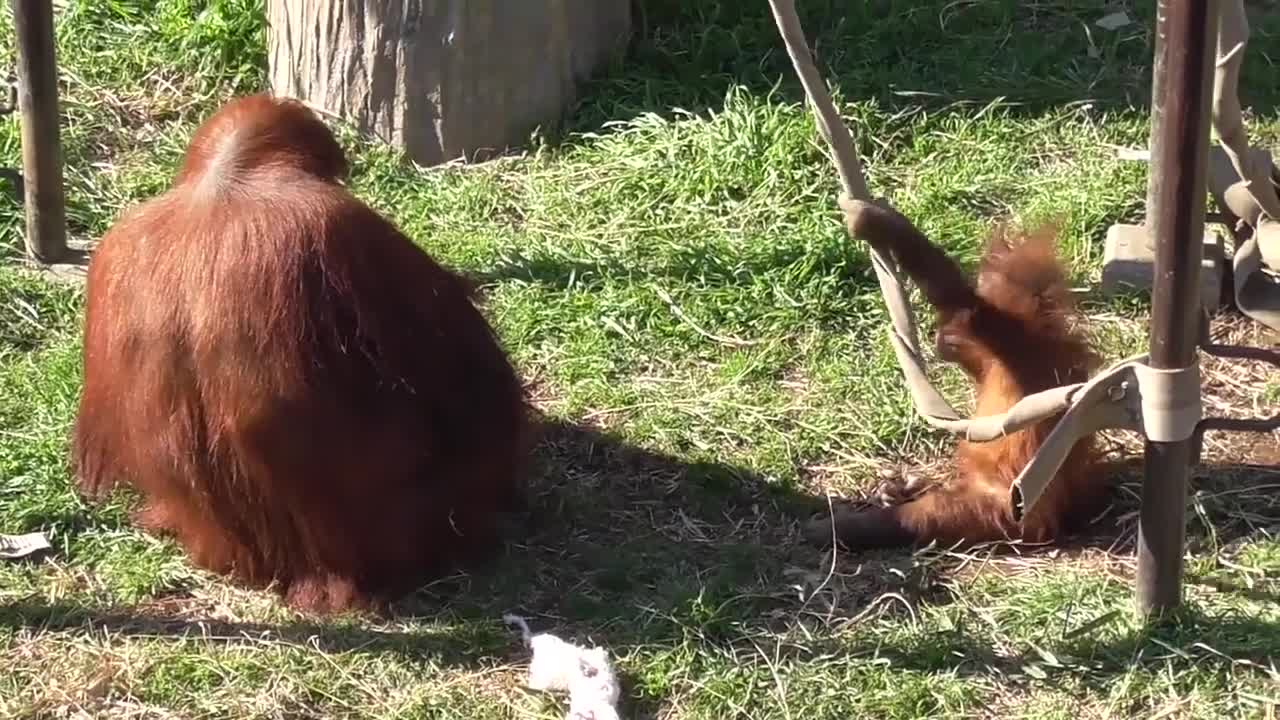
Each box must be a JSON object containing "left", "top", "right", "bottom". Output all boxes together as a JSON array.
[{"left": 0, "top": 1, "right": 1277, "bottom": 718}]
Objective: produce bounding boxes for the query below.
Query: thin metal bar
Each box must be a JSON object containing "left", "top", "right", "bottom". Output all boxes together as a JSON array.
[
  {"left": 1142, "top": 0, "right": 1167, "bottom": 237},
  {"left": 1137, "top": 0, "right": 1219, "bottom": 616},
  {"left": 11, "top": 0, "right": 67, "bottom": 263},
  {"left": 1201, "top": 342, "right": 1280, "bottom": 366},
  {"left": 1199, "top": 415, "right": 1280, "bottom": 433},
  {"left": 1197, "top": 333, "right": 1280, "bottom": 433}
]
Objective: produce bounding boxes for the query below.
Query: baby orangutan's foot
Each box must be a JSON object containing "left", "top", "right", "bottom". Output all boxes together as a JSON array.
[
  {"left": 871, "top": 466, "right": 933, "bottom": 506},
  {"left": 803, "top": 501, "right": 916, "bottom": 550},
  {"left": 803, "top": 466, "right": 934, "bottom": 550}
]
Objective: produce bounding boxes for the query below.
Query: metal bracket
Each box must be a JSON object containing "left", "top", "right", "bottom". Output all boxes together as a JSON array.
[
  {"left": 1012, "top": 1, "right": 1279, "bottom": 598},
  {"left": 1189, "top": 320, "right": 1280, "bottom": 465},
  {"left": 0, "top": 72, "right": 20, "bottom": 199},
  {"left": 1012, "top": 317, "right": 1280, "bottom": 522},
  {"left": 0, "top": 71, "right": 17, "bottom": 116},
  {"left": 1009, "top": 359, "right": 1142, "bottom": 520}
]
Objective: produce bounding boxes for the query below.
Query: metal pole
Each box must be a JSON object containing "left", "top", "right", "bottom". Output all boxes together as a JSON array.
[
  {"left": 11, "top": 0, "right": 67, "bottom": 263},
  {"left": 1137, "top": 0, "right": 1218, "bottom": 615},
  {"left": 1142, "top": 0, "right": 1167, "bottom": 236}
]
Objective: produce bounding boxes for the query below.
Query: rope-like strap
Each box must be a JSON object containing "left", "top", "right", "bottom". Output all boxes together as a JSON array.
[
  {"left": 765, "top": 1, "right": 868, "bottom": 200},
  {"left": 1213, "top": 0, "right": 1280, "bottom": 332},
  {"left": 769, "top": 1, "right": 1218, "bottom": 520},
  {"left": 766, "top": 0, "right": 1083, "bottom": 440}
]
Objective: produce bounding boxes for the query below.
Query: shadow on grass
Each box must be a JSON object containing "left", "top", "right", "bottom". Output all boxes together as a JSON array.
[
  {"left": 893, "top": 454, "right": 1280, "bottom": 589},
  {"left": 0, "top": 418, "right": 849, "bottom": 716},
  {"left": 0, "top": 423, "right": 1274, "bottom": 715},
  {"left": 0, "top": 419, "right": 830, "bottom": 653},
  {"left": 0, "top": 597, "right": 505, "bottom": 661},
  {"left": 867, "top": 601, "right": 1280, "bottom": 682},
  {"left": 399, "top": 419, "right": 831, "bottom": 638},
  {"left": 1066, "top": 456, "right": 1280, "bottom": 555},
  {"left": 550, "top": 0, "right": 1280, "bottom": 148}
]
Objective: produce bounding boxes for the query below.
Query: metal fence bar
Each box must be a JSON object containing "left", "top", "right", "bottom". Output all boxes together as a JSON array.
[
  {"left": 1136, "top": 0, "right": 1219, "bottom": 615},
  {"left": 11, "top": 0, "right": 67, "bottom": 263}
]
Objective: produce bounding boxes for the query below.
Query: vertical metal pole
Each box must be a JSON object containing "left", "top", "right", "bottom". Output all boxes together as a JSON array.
[
  {"left": 11, "top": 0, "right": 67, "bottom": 263},
  {"left": 1142, "top": 0, "right": 1167, "bottom": 237},
  {"left": 1137, "top": 0, "right": 1217, "bottom": 615}
]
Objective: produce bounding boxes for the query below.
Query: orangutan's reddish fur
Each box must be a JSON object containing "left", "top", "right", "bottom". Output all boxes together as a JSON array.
[
  {"left": 815, "top": 203, "right": 1108, "bottom": 550},
  {"left": 72, "top": 94, "right": 530, "bottom": 613}
]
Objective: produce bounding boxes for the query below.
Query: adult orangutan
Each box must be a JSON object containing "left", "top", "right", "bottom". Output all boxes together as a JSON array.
[{"left": 72, "top": 94, "right": 531, "bottom": 614}]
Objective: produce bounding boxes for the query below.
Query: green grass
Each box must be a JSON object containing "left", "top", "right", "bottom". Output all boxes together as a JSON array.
[{"left": 1, "top": 0, "right": 1278, "bottom": 717}]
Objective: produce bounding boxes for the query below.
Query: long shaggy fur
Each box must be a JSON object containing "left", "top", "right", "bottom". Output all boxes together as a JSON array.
[
  {"left": 810, "top": 201, "right": 1108, "bottom": 550},
  {"left": 73, "top": 94, "right": 531, "bottom": 614}
]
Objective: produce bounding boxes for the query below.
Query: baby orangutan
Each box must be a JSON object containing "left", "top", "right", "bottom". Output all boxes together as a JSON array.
[
  {"left": 807, "top": 200, "right": 1109, "bottom": 551},
  {"left": 73, "top": 94, "right": 531, "bottom": 614}
]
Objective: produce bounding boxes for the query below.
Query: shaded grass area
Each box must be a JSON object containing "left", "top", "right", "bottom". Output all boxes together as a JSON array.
[{"left": 0, "top": 0, "right": 1277, "bottom": 718}]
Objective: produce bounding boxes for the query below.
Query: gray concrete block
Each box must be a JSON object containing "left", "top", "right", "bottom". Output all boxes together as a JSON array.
[{"left": 1101, "top": 223, "right": 1225, "bottom": 311}]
